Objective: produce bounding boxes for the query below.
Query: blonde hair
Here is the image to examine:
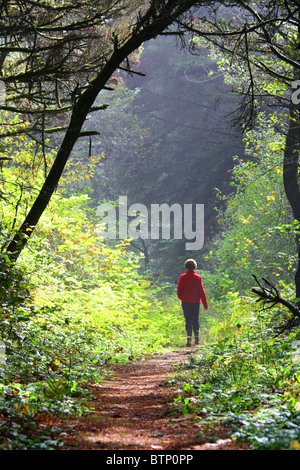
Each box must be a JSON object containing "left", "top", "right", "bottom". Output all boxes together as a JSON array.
[{"left": 184, "top": 259, "right": 197, "bottom": 271}]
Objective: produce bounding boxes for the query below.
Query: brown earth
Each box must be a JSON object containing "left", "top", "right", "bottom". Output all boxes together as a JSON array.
[{"left": 54, "top": 347, "right": 250, "bottom": 451}]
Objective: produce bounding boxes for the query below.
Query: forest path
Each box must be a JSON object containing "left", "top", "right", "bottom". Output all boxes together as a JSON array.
[{"left": 58, "top": 348, "right": 249, "bottom": 451}]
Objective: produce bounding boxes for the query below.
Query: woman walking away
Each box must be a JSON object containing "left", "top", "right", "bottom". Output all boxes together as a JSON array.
[{"left": 177, "top": 259, "right": 208, "bottom": 346}]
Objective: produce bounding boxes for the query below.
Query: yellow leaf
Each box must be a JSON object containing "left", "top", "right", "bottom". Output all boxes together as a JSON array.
[
  {"left": 15, "top": 403, "right": 32, "bottom": 414},
  {"left": 295, "top": 400, "right": 300, "bottom": 411},
  {"left": 289, "top": 440, "right": 300, "bottom": 450}
]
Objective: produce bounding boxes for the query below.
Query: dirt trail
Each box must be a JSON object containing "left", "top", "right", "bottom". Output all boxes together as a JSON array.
[{"left": 58, "top": 348, "right": 249, "bottom": 451}]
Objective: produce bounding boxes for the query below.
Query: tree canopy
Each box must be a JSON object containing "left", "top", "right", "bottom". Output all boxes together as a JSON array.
[{"left": 1, "top": 0, "right": 214, "bottom": 260}]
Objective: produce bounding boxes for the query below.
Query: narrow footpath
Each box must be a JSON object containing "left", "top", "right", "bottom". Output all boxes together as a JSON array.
[{"left": 58, "top": 348, "right": 249, "bottom": 450}]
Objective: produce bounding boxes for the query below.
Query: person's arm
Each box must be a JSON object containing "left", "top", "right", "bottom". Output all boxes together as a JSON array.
[
  {"left": 177, "top": 276, "right": 184, "bottom": 300},
  {"left": 199, "top": 277, "right": 208, "bottom": 309}
]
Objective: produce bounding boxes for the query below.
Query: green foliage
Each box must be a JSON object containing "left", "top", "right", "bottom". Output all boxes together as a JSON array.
[
  {"left": 203, "top": 112, "right": 295, "bottom": 298},
  {"left": 0, "top": 232, "right": 184, "bottom": 449},
  {"left": 1, "top": 19, "right": 300, "bottom": 451},
  {"left": 19, "top": 190, "right": 184, "bottom": 354},
  {"left": 173, "top": 296, "right": 300, "bottom": 450},
  {"left": 0, "top": 135, "right": 186, "bottom": 449},
  {"left": 167, "top": 104, "right": 300, "bottom": 450}
]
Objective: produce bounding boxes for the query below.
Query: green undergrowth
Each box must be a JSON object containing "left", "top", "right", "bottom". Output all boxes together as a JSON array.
[
  {"left": 0, "top": 284, "right": 184, "bottom": 450},
  {"left": 0, "top": 188, "right": 186, "bottom": 449},
  {"left": 172, "top": 293, "right": 300, "bottom": 450},
  {"left": 1, "top": 131, "right": 299, "bottom": 450}
]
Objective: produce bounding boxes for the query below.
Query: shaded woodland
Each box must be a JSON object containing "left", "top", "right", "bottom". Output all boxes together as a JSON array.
[
  {"left": 1, "top": 0, "right": 300, "bottom": 451},
  {"left": 75, "top": 35, "right": 245, "bottom": 278}
]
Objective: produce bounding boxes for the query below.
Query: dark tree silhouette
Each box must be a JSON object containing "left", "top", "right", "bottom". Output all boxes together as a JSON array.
[{"left": 1, "top": 0, "right": 210, "bottom": 261}]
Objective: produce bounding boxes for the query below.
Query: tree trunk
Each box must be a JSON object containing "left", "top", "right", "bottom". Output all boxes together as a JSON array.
[
  {"left": 282, "top": 13, "right": 300, "bottom": 299},
  {"left": 283, "top": 97, "right": 300, "bottom": 299}
]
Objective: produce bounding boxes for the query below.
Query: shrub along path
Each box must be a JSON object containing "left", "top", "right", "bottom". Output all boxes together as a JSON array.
[{"left": 56, "top": 348, "right": 249, "bottom": 450}]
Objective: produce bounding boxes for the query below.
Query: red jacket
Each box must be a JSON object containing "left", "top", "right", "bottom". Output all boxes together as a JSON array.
[{"left": 177, "top": 270, "right": 208, "bottom": 307}]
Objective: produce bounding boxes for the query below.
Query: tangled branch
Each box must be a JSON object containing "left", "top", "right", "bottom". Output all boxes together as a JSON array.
[
  {"left": 252, "top": 274, "right": 300, "bottom": 335},
  {"left": 252, "top": 274, "right": 300, "bottom": 317}
]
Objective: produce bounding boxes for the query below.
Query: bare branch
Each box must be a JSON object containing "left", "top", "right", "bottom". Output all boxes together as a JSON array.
[{"left": 252, "top": 274, "right": 300, "bottom": 318}]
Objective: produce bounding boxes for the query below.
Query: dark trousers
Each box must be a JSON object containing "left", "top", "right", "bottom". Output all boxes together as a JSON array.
[{"left": 182, "top": 302, "right": 200, "bottom": 339}]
